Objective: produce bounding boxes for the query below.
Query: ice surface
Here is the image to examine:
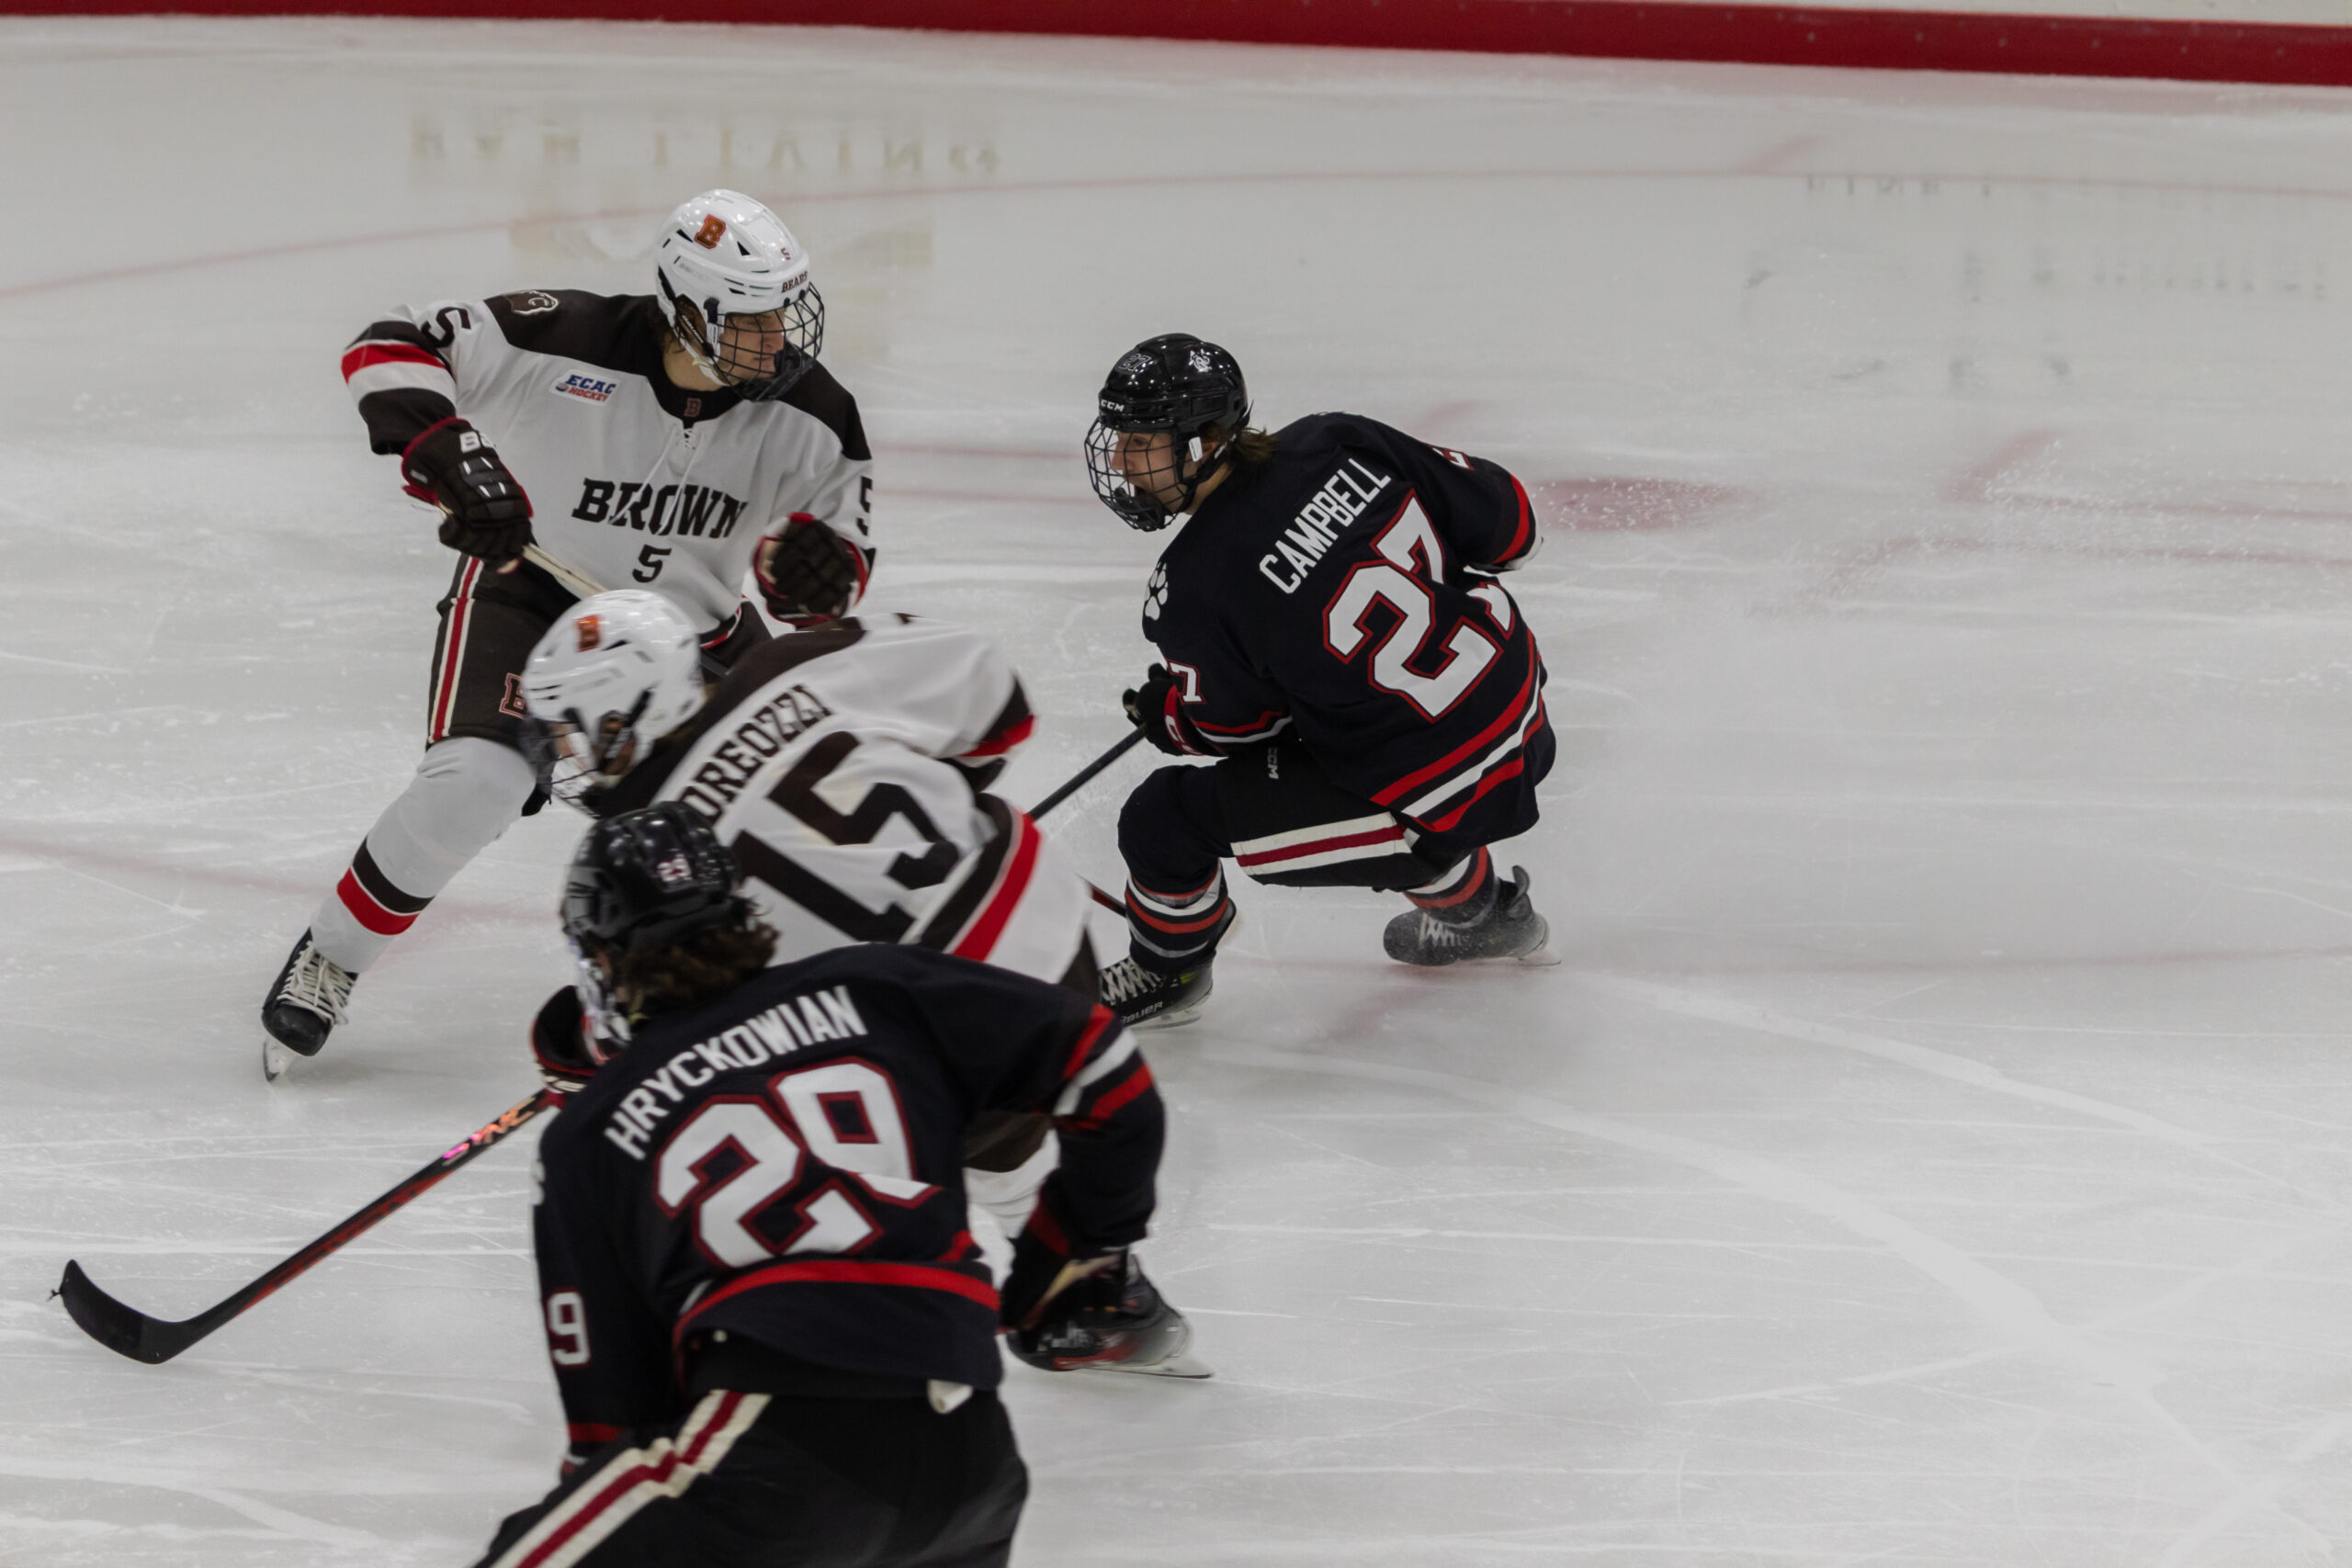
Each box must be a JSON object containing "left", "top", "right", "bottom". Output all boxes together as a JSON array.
[{"left": 3, "top": 17, "right": 2350, "bottom": 1565}]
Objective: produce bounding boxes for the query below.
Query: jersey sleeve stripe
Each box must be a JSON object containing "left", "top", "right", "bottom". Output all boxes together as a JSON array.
[
  {"left": 345, "top": 360, "right": 459, "bottom": 400},
  {"left": 961, "top": 711, "right": 1034, "bottom": 759},
  {"left": 1053, "top": 1031, "right": 1139, "bottom": 1115},
  {"left": 1369, "top": 655, "right": 1537, "bottom": 807},
  {"left": 945, "top": 811, "right": 1041, "bottom": 963},
  {"left": 342, "top": 341, "right": 447, "bottom": 377},
  {"left": 1066, "top": 1060, "right": 1156, "bottom": 1132},
  {"left": 1498, "top": 471, "right": 1533, "bottom": 564},
  {"left": 1056, "top": 1006, "right": 1119, "bottom": 1086},
  {"left": 1193, "top": 707, "right": 1289, "bottom": 738},
  {"left": 962, "top": 684, "right": 1034, "bottom": 759}
]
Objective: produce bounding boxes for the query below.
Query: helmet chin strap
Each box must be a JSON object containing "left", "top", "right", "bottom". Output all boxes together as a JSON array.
[{"left": 1164, "top": 435, "right": 1230, "bottom": 520}]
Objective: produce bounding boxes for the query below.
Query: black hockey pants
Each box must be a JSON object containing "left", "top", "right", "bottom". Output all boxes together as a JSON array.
[
  {"left": 1116, "top": 736, "right": 1497, "bottom": 974},
  {"left": 469, "top": 1363, "right": 1024, "bottom": 1568}
]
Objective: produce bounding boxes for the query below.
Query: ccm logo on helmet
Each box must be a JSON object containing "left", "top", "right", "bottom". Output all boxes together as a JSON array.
[{"left": 694, "top": 214, "right": 728, "bottom": 249}]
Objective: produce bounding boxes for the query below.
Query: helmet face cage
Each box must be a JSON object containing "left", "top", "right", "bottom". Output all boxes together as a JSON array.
[
  {"left": 1083, "top": 335, "right": 1250, "bottom": 531},
  {"left": 662, "top": 279, "right": 826, "bottom": 400},
  {"left": 522, "top": 691, "right": 653, "bottom": 812}
]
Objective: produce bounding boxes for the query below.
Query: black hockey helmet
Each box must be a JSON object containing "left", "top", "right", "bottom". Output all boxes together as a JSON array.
[
  {"left": 1084, "top": 333, "right": 1250, "bottom": 531},
  {"left": 560, "top": 803, "right": 746, "bottom": 959}
]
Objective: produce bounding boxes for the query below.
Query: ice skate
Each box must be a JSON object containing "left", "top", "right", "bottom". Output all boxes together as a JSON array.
[
  {"left": 1383, "top": 864, "right": 1555, "bottom": 967},
  {"left": 1098, "top": 955, "right": 1215, "bottom": 1029},
  {"left": 259, "top": 930, "right": 356, "bottom": 1081},
  {"left": 1010, "top": 1253, "right": 1212, "bottom": 1379}
]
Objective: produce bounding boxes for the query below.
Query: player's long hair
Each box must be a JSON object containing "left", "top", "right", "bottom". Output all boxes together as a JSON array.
[
  {"left": 616, "top": 919, "right": 779, "bottom": 1015},
  {"left": 1216, "top": 424, "right": 1278, "bottom": 468}
]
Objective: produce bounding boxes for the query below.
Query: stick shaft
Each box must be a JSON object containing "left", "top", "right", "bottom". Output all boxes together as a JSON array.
[
  {"left": 1028, "top": 730, "right": 1146, "bottom": 822},
  {"left": 59, "top": 1089, "right": 553, "bottom": 1362}
]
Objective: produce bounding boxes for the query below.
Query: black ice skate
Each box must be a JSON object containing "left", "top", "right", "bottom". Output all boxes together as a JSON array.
[
  {"left": 1010, "top": 1253, "right": 1211, "bottom": 1379},
  {"left": 1098, "top": 956, "right": 1214, "bottom": 1029},
  {"left": 1383, "top": 864, "right": 1555, "bottom": 967},
  {"left": 260, "top": 930, "right": 356, "bottom": 1081}
]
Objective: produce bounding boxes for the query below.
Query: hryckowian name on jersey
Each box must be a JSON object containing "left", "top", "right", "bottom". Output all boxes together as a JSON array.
[
  {"left": 1259, "top": 459, "right": 1394, "bottom": 594},
  {"left": 604, "top": 985, "right": 870, "bottom": 1159},
  {"left": 571, "top": 478, "right": 749, "bottom": 538},
  {"left": 675, "top": 684, "right": 835, "bottom": 822}
]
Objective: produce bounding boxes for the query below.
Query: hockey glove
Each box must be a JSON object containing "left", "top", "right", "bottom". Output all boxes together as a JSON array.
[
  {"left": 754, "top": 513, "right": 868, "bottom": 626},
  {"left": 401, "top": 419, "right": 534, "bottom": 563},
  {"left": 1123, "top": 664, "right": 1204, "bottom": 757},
  {"left": 1000, "top": 1223, "right": 1120, "bottom": 1333},
  {"left": 529, "top": 986, "right": 601, "bottom": 1099}
]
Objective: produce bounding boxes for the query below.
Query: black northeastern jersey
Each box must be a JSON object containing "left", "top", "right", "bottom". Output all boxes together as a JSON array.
[
  {"left": 529, "top": 945, "right": 1158, "bottom": 1450},
  {"left": 343, "top": 289, "right": 876, "bottom": 630},
  {"left": 1142, "top": 412, "right": 1550, "bottom": 840}
]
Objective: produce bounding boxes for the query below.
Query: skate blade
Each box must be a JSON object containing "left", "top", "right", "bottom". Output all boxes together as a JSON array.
[
  {"left": 1085, "top": 1351, "right": 1215, "bottom": 1379},
  {"left": 261, "top": 1034, "right": 297, "bottom": 1083}
]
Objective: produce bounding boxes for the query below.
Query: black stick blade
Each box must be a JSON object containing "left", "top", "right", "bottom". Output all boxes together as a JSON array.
[{"left": 56, "top": 1260, "right": 205, "bottom": 1365}]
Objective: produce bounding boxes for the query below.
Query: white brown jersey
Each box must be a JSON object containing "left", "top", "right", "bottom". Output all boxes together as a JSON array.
[
  {"left": 342, "top": 289, "right": 875, "bottom": 629},
  {"left": 593, "top": 615, "right": 1093, "bottom": 988}
]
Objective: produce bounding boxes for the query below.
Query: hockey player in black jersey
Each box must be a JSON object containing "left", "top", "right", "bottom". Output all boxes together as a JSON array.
[
  {"left": 471, "top": 805, "right": 1193, "bottom": 1568},
  {"left": 1082, "top": 334, "right": 1556, "bottom": 1025},
  {"left": 261, "top": 189, "right": 880, "bottom": 1081}
]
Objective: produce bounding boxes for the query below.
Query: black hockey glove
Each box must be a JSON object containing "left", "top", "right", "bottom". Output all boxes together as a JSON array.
[
  {"left": 529, "top": 986, "right": 601, "bottom": 1099},
  {"left": 1123, "top": 665, "right": 1204, "bottom": 757},
  {"left": 401, "top": 418, "right": 534, "bottom": 563},
  {"left": 754, "top": 513, "right": 868, "bottom": 626},
  {"left": 1001, "top": 1223, "right": 1122, "bottom": 1333}
]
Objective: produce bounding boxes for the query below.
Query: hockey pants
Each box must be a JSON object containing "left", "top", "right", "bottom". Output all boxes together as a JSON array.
[
  {"left": 1116, "top": 737, "right": 1499, "bottom": 974},
  {"left": 470, "top": 1382, "right": 1025, "bottom": 1568}
]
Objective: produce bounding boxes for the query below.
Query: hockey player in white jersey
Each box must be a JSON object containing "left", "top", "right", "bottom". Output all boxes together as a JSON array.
[
  {"left": 261, "top": 190, "right": 876, "bottom": 1079},
  {"left": 518, "top": 592, "right": 1102, "bottom": 1247}
]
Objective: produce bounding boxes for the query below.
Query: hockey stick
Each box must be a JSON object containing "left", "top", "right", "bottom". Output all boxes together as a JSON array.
[
  {"left": 1025, "top": 729, "right": 1147, "bottom": 916},
  {"left": 54, "top": 1089, "right": 554, "bottom": 1365},
  {"left": 1027, "top": 729, "right": 1145, "bottom": 822}
]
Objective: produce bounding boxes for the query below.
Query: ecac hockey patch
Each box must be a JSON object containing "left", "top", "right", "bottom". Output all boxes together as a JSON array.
[{"left": 552, "top": 371, "right": 618, "bottom": 404}]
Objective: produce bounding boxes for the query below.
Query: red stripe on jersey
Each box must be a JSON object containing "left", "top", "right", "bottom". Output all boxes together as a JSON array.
[
  {"left": 1057, "top": 1007, "right": 1116, "bottom": 1085},
  {"left": 1371, "top": 658, "right": 1536, "bottom": 807},
  {"left": 1423, "top": 755, "right": 1527, "bottom": 834},
  {"left": 680, "top": 1259, "right": 999, "bottom": 1330},
  {"left": 1072, "top": 1062, "right": 1156, "bottom": 1131},
  {"left": 948, "top": 813, "right": 1040, "bottom": 962},
  {"left": 428, "top": 558, "right": 482, "bottom": 744},
  {"left": 1236, "top": 824, "right": 1405, "bottom": 870},
  {"left": 340, "top": 342, "right": 447, "bottom": 380},
  {"left": 336, "top": 869, "right": 421, "bottom": 936},
  {"left": 961, "top": 712, "right": 1035, "bottom": 759},
  {"left": 513, "top": 1391, "right": 749, "bottom": 1568},
  {"left": 1500, "top": 471, "right": 1533, "bottom": 563},
  {"left": 1193, "top": 707, "right": 1287, "bottom": 738}
]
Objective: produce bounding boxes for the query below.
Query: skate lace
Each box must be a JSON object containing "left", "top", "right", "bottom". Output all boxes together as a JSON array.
[
  {"left": 1097, "top": 958, "right": 1163, "bottom": 1008},
  {"left": 278, "top": 941, "right": 356, "bottom": 1026}
]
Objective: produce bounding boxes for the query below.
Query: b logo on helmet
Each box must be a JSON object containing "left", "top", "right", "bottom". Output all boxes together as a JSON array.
[
  {"left": 694, "top": 215, "right": 728, "bottom": 249},
  {"left": 576, "top": 615, "right": 603, "bottom": 652}
]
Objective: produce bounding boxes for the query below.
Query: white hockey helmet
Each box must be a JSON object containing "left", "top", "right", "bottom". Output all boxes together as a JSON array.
[
  {"left": 521, "top": 592, "right": 707, "bottom": 808},
  {"left": 653, "top": 188, "right": 824, "bottom": 400}
]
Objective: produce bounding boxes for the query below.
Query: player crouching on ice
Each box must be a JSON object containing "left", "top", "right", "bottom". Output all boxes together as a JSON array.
[
  {"left": 1084, "top": 335, "right": 1557, "bottom": 1027},
  {"left": 517, "top": 591, "right": 1103, "bottom": 1252},
  {"left": 261, "top": 189, "right": 876, "bottom": 1081},
  {"left": 472, "top": 807, "right": 1193, "bottom": 1568}
]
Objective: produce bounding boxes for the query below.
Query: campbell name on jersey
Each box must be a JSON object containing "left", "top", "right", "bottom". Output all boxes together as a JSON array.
[
  {"left": 342, "top": 289, "right": 874, "bottom": 629},
  {"left": 1146, "top": 412, "right": 1552, "bottom": 840},
  {"left": 593, "top": 615, "right": 1091, "bottom": 988}
]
